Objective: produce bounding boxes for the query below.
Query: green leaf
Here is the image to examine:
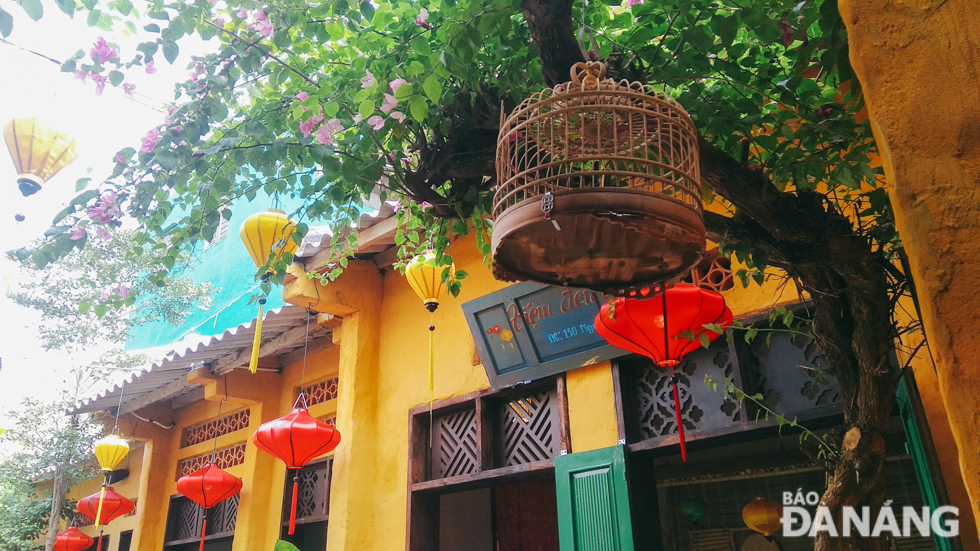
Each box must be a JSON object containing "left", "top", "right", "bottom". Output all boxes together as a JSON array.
[
  {"left": 394, "top": 83, "right": 414, "bottom": 100},
  {"left": 78, "top": 301, "right": 91, "bottom": 314},
  {"left": 411, "top": 35, "right": 430, "bottom": 56},
  {"left": 144, "top": 23, "right": 160, "bottom": 32},
  {"left": 61, "top": 59, "right": 76, "bottom": 73},
  {"left": 408, "top": 95, "right": 428, "bottom": 122},
  {"left": 108, "top": 70, "right": 124, "bottom": 86},
  {"left": 358, "top": 99, "right": 375, "bottom": 119},
  {"left": 719, "top": 15, "right": 738, "bottom": 48},
  {"left": 0, "top": 8, "right": 12, "bottom": 38},
  {"left": 54, "top": 0, "right": 74, "bottom": 17},
  {"left": 698, "top": 333, "right": 710, "bottom": 349},
  {"left": 93, "top": 304, "right": 108, "bottom": 318},
  {"left": 21, "top": 0, "right": 42, "bottom": 21},
  {"left": 75, "top": 178, "right": 91, "bottom": 192},
  {"left": 162, "top": 40, "right": 179, "bottom": 64},
  {"left": 422, "top": 75, "right": 442, "bottom": 103}
]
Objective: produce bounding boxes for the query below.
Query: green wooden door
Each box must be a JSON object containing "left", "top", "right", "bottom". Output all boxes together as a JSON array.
[
  {"left": 555, "top": 445, "right": 634, "bottom": 551},
  {"left": 896, "top": 371, "right": 961, "bottom": 551}
]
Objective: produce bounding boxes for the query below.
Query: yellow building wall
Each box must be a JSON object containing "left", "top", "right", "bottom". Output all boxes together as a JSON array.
[{"left": 63, "top": 226, "right": 969, "bottom": 550}]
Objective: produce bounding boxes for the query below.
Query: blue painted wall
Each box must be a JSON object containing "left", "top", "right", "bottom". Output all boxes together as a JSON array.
[{"left": 126, "top": 193, "right": 306, "bottom": 351}]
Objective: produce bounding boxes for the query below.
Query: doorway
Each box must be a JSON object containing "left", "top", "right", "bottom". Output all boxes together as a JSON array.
[{"left": 437, "top": 479, "right": 560, "bottom": 551}]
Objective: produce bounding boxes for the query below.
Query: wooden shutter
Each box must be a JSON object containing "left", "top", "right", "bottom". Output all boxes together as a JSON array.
[
  {"left": 896, "top": 371, "right": 962, "bottom": 551},
  {"left": 555, "top": 445, "right": 634, "bottom": 551}
]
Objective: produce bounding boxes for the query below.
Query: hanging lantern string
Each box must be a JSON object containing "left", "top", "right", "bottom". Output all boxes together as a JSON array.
[
  {"left": 95, "top": 381, "right": 126, "bottom": 549},
  {"left": 210, "top": 376, "right": 228, "bottom": 464},
  {"left": 300, "top": 305, "right": 312, "bottom": 399},
  {"left": 661, "top": 291, "right": 687, "bottom": 462},
  {"left": 111, "top": 381, "right": 126, "bottom": 434}
]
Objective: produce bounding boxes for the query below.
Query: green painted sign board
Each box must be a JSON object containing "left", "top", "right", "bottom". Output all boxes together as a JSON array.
[{"left": 461, "top": 282, "right": 622, "bottom": 390}]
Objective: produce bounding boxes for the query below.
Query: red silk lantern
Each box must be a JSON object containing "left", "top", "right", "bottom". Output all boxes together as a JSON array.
[
  {"left": 77, "top": 487, "right": 134, "bottom": 525},
  {"left": 252, "top": 407, "right": 341, "bottom": 535},
  {"left": 595, "top": 283, "right": 732, "bottom": 461},
  {"left": 177, "top": 463, "right": 243, "bottom": 551},
  {"left": 53, "top": 527, "right": 94, "bottom": 551},
  {"left": 77, "top": 487, "right": 134, "bottom": 551}
]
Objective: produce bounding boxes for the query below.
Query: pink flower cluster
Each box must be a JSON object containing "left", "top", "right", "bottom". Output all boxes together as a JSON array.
[
  {"left": 90, "top": 37, "right": 119, "bottom": 64},
  {"left": 141, "top": 128, "right": 160, "bottom": 153},
  {"left": 251, "top": 10, "right": 273, "bottom": 37},
  {"left": 189, "top": 61, "right": 206, "bottom": 82},
  {"left": 88, "top": 191, "right": 121, "bottom": 225},
  {"left": 415, "top": 8, "right": 433, "bottom": 29}
]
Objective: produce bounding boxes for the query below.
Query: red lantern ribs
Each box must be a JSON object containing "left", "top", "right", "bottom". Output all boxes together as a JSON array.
[
  {"left": 595, "top": 284, "right": 733, "bottom": 461},
  {"left": 54, "top": 527, "right": 94, "bottom": 551},
  {"left": 76, "top": 487, "right": 134, "bottom": 551},
  {"left": 252, "top": 407, "right": 341, "bottom": 535}
]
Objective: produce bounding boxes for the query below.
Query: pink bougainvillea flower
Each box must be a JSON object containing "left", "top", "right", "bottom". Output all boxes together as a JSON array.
[
  {"left": 315, "top": 119, "right": 345, "bottom": 145},
  {"left": 69, "top": 227, "right": 86, "bottom": 240},
  {"left": 141, "top": 128, "right": 160, "bottom": 153},
  {"left": 73, "top": 69, "right": 88, "bottom": 83},
  {"left": 421, "top": 201, "right": 433, "bottom": 210},
  {"left": 91, "top": 74, "right": 107, "bottom": 96},
  {"left": 255, "top": 17, "right": 273, "bottom": 37},
  {"left": 123, "top": 83, "right": 136, "bottom": 98},
  {"left": 164, "top": 107, "right": 176, "bottom": 125},
  {"left": 299, "top": 111, "right": 325, "bottom": 138},
  {"left": 628, "top": 0, "right": 643, "bottom": 4},
  {"left": 378, "top": 175, "right": 389, "bottom": 187},
  {"left": 215, "top": 16, "right": 226, "bottom": 26},
  {"left": 779, "top": 22, "right": 794, "bottom": 47},
  {"left": 388, "top": 78, "right": 408, "bottom": 94},
  {"left": 236, "top": 6, "right": 248, "bottom": 18},
  {"left": 360, "top": 70, "right": 376, "bottom": 89},
  {"left": 391, "top": 201, "right": 402, "bottom": 212},
  {"left": 90, "top": 37, "right": 119, "bottom": 64},
  {"left": 353, "top": 114, "right": 363, "bottom": 124},
  {"left": 96, "top": 227, "right": 111, "bottom": 239},
  {"left": 390, "top": 111, "right": 406, "bottom": 123},
  {"left": 296, "top": 91, "right": 310, "bottom": 101},
  {"left": 118, "top": 285, "right": 130, "bottom": 298},
  {"left": 145, "top": 60, "right": 157, "bottom": 74},
  {"left": 367, "top": 115, "right": 385, "bottom": 131},
  {"left": 416, "top": 8, "right": 433, "bottom": 29},
  {"left": 380, "top": 93, "right": 397, "bottom": 112},
  {"left": 114, "top": 152, "right": 127, "bottom": 164}
]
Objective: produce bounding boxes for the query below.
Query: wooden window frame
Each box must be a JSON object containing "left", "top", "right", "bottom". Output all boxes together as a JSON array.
[
  {"left": 405, "top": 376, "right": 570, "bottom": 551},
  {"left": 280, "top": 457, "right": 333, "bottom": 528}
]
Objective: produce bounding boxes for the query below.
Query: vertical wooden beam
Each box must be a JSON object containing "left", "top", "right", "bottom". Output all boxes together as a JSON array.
[
  {"left": 556, "top": 375, "right": 572, "bottom": 455},
  {"left": 611, "top": 362, "right": 627, "bottom": 444}
]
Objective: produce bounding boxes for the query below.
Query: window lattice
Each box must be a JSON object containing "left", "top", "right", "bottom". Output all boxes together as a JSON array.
[
  {"left": 432, "top": 408, "right": 479, "bottom": 479},
  {"left": 496, "top": 390, "right": 560, "bottom": 467},
  {"left": 203, "top": 216, "right": 229, "bottom": 250},
  {"left": 317, "top": 414, "right": 336, "bottom": 427},
  {"left": 165, "top": 494, "right": 239, "bottom": 543},
  {"left": 301, "top": 378, "right": 338, "bottom": 407},
  {"left": 282, "top": 459, "right": 333, "bottom": 524},
  {"left": 182, "top": 410, "right": 250, "bottom": 448},
  {"left": 176, "top": 444, "right": 247, "bottom": 480}
]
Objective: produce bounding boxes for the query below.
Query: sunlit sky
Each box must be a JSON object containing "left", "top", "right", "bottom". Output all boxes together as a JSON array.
[{"left": 0, "top": 7, "right": 216, "bottom": 427}]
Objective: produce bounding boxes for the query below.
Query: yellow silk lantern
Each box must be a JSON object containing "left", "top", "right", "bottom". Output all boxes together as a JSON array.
[
  {"left": 239, "top": 209, "right": 299, "bottom": 374},
  {"left": 405, "top": 253, "right": 455, "bottom": 421},
  {"left": 94, "top": 434, "right": 129, "bottom": 472},
  {"left": 3, "top": 118, "right": 78, "bottom": 196},
  {"left": 92, "top": 434, "right": 129, "bottom": 543},
  {"left": 742, "top": 497, "right": 782, "bottom": 538}
]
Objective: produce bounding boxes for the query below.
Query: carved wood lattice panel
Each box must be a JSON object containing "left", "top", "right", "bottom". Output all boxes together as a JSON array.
[
  {"left": 630, "top": 338, "right": 741, "bottom": 442},
  {"left": 301, "top": 378, "right": 339, "bottom": 407},
  {"left": 282, "top": 459, "right": 332, "bottom": 524},
  {"left": 431, "top": 408, "right": 478, "bottom": 479},
  {"left": 182, "top": 410, "right": 250, "bottom": 447},
  {"left": 740, "top": 332, "right": 840, "bottom": 414},
  {"left": 176, "top": 443, "right": 247, "bottom": 480},
  {"left": 165, "top": 494, "right": 239, "bottom": 543},
  {"left": 496, "top": 389, "right": 560, "bottom": 467}
]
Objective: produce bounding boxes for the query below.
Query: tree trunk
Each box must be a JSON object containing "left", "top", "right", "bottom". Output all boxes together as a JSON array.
[
  {"left": 516, "top": 1, "right": 899, "bottom": 550},
  {"left": 45, "top": 465, "right": 68, "bottom": 551}
]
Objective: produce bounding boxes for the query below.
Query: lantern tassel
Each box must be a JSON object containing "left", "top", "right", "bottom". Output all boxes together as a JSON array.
[
  {"left": 428, "top": 316, "right": 435, "bottom": 446},
  {"left": 97, "top": 531, "right": 104, "bottom": 551},
  {"left": 199, "top": 510, "right": 207, "bottom": 551},
  {"left": 248, "top": 300, "right": 265, "bottom": 374},
  {"left": 671, "top": 366, "right": 687, "bottom": 462},
  {"left": 94, "top": 480, "right": 107, "bottom": 533},
  {"left": 289, "top": 471, "right": 299, "bottom": 535}
]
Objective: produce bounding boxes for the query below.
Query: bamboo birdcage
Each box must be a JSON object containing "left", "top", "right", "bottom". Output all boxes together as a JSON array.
[{"left": 492, "top": 62, "right": 706, "bottom": 295}]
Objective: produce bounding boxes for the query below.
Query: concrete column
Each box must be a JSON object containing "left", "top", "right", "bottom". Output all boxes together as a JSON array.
[
  {"left": 839, "top": 0, "right": 980, "bottom": 539},
  {"left": 283, "top": 260, "right": 384, "bottom": 551}
]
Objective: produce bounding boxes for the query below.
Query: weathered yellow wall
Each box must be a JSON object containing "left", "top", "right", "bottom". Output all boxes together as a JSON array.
[
  {"left": 66, "top": 444, "right": 144, "bottom": 551},
  {"left": 839, "top": 0, "right": 980, "bottom": 543}
]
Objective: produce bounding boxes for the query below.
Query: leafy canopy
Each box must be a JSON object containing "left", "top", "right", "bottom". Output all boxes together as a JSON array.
[{"left": 3, "top": 0, "right": 891, "bottom": 295}]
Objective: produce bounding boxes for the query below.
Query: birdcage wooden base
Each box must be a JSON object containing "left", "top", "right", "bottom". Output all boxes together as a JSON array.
[{"left": 491, "top": 188, "right": 706, "bottom": 295}]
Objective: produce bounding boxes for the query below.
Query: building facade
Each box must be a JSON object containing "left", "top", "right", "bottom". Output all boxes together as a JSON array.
[{"left": 61, "top": 211, "right": 977, "bottom": 551}]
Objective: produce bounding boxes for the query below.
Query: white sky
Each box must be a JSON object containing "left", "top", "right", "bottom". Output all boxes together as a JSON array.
[{"left": 0, "top": 7, "right": 216, "bottom": 427}]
